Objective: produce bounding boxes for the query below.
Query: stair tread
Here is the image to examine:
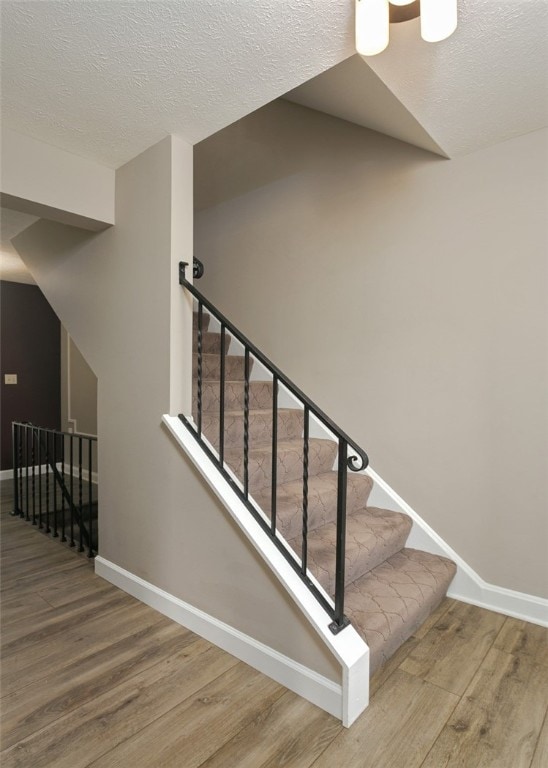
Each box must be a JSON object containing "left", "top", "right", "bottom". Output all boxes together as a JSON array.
[
  {"left": 288, "top": 506, "right": 412, "bottom": 595},
  {"left": 345, "top": 547, "right": 456, "bottom": 674}
]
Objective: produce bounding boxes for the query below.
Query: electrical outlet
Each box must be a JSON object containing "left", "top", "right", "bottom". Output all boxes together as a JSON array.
[{"left": 4, "top": 374, "right": 17, "bottom": 385}]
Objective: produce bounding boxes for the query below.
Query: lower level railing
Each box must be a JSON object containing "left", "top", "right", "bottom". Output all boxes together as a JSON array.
[{"left": 11, "top": 422, "right": 98, "bottom": 557}]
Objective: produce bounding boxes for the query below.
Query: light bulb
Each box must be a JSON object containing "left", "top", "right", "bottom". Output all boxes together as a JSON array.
[
  {"left": 420, "top": 0, "right": 457, "bottom": 42},
  {"left": 355, "top": 0, "right": 389, "bottom": 57}
]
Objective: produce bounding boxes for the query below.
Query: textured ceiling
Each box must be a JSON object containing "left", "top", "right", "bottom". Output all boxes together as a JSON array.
[
  {"left": 364, "top": 0, "right": 548, "bottom": 157},
  {"left": 1, "top": 1, "right": 546, "bottom": 170},
  {"left": 0, "top": 0, "right": 355, "bottom": 168}
]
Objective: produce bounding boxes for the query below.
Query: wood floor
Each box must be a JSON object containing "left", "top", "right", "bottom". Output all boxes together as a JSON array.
[{"left": 1, "top": 480, "right": 547, "bottom": 768}]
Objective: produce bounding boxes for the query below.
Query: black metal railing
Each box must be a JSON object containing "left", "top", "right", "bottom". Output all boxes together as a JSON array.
[
  {"left": 11, "top": 422, "right": 98, "bottom": 557},
  {"left": 179, "top": 261, "right": 369, "bottom": 633}
]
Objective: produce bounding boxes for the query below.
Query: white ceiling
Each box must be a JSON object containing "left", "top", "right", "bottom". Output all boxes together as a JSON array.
[
  {"left": 4, "top": 1, "right": 546, "bottom": 285},
  {"left": 1, "top": 1, "right": 546, "bottom": 176},
  {"left": 288, "top": 2, "right": 548, "bottom": 158},
  {"left": 0, "top": 0, "right": 355, "bottom": 168}
]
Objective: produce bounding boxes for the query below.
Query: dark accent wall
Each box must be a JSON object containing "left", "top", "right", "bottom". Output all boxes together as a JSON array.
[{"left": 1, "top": 281, "right": 60, "bottom": 470}]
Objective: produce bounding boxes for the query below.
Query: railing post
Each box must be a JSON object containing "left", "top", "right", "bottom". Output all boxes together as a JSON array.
[
  {"left": 18, "top": 425, "right": 23, "bottom": 518},
  {"left": 11, "top": 422, "right": 19, "bottom": 516},
  {"left": 301, "top": 405, "right": 310, "bottom": 575},
  {"left": 219, "top": 324, "right": 226, "bottom": 465},
  {"left": 45, "top": 431, "right": 50, "bottom": 532},
  {"left": 270, "top": 375, "right": 278, "bottom": 534},
  {"left": 243, "top": 347, "right": 250, "bottom": 499},
  {"left": 70, "top": 435, "right": 75, "bottom": 547},
  {"left": 88, "top": 438, "right": 94, "bottom": 557},
  {"left": 60, "top": 435, "right": 67, "bottom": 542},
  {"left": 38, "top": 428, "right": 43, "bottom": 529},
  {"left": 78, "top": 437, "right": 84, "bottom": 552},
  {"left": 31, "top": 427, "right": 36, "bottom": 525},
  {"left": 52, "top": 430, "right": 58, "bottom": 537},
  {"left": 330, "top": 438, "right": 351, "bottom": 634},
  {"left": 197, "top": 302, "right": 203, "bottom": 438}
]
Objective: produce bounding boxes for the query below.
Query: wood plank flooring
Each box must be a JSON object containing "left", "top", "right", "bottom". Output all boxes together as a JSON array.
[{"left": 1, "top": 480, "right": 546, "bottom": 767}]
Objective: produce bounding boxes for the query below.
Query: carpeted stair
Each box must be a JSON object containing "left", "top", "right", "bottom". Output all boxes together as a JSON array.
[{"left": 192, "top": 313, "right": 456, "bottom": 674}]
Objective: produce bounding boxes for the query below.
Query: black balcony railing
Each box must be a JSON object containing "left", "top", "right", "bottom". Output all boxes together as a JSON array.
[
  {"left": 11, "top": 422, "right": 98, "bottom": 557},
  {"left": 179, "top": 261, "right": 369, "bottom": 634}
]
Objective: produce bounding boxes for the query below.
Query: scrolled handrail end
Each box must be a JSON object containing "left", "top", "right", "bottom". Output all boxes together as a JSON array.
[{"left": 346, "top": 449, "right": 369, "bottom": 473}]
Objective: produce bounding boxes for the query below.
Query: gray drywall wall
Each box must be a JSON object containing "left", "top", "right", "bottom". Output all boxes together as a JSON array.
[
  {"left": 12, "top": 135, "right": 341, "bottom": 682},
  {"left": 195, "top": 101, "right": 548, "bottom": 599}
]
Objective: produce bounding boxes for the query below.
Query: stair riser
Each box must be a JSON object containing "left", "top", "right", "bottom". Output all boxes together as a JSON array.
[
  {"left": 226, "top": 440, "right": 337, "bottom": 494},
  {"left": 193, "top": 354, "right": 252, "bottom": 381},
  {"left": 192, "top": 331, "right": 231, "bottom": 354},
  {"left": 289, "top": 509, "right": 412, "bottom": 596},
  {"left": 197, "top": 409, "right": 304, "bottom": 449},
  {"left": 256, "top": 473, "right": 374, "bottom": 540},
  {"left": 194, "top": 380, "right": 274, "bottom": 412},
  {"left": 192, "top": 313, "right": 210, "bottom": 332}
]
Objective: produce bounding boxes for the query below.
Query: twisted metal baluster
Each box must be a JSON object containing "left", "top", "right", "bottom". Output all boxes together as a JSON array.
[
  {"left": 52, "top": 432, "right": 58, "bottom": 537},
  {"left": 61, "top": 435, "right": 67, "bottom": 542},
  {"left": 78, "top": 438, "right": 84, "bottom": 552},
  {"left": 69, "top": 436, "right": 75, "bottom": 547},
  {"left": 301, "top": 405, "right": 309, "bottom": 575},
  {"left": 31, "top": 428, "right": 36, "bottom": 525},
  {"left": 45, "top": 432, "right": 50, "bottom": 533},
  {"left": 270, "top": 375, "right": 278, "bottom": 535},
  {"left": 12, "top": 423, "right": 19, "bottom": 517},
  {"left": 219, "top": 324, "right": 226, "bottom": 466},
  {"left": 197, "top": 302, "right": 203, "bottom": 438},
  {"left": 243, "top": 348, "right": 250, "bottom": 499},
  {"left": 24, "top": 426, "right": 30, "bottom": 521},
  {"left": 18, "top": 425, "right": 23, "bottom": 518},
  {"left": 88, "top": 438, "right": 93, "bottom": 557},
  {"left": 38, "top": 429, "right": 43, "bottom": 528}
]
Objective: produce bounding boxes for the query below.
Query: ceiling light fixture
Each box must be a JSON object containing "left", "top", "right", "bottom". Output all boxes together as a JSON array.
[{"left": 356, "top": 0, "right": 457, "bottom": 56}]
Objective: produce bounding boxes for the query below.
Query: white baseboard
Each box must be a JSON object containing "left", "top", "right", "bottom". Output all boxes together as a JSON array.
[
  {"left": 0, "top": 463, "right": 60, "bottom": 481},
  {"left": 95, "top": 556, "right": 343, "bottom": 720},
  {"left": 61, "top": 463, "right": 98, "bottom": 485},
  {"left": 366, "top": 468, "right": 548, "bottom": 628},
  {"left": 1, "top": 463, "right": 98, "bottom": 486}
]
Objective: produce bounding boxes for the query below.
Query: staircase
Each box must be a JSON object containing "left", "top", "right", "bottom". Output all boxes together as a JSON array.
[{"left": 191, "top": 311, "right": 456, "bottom": 675}]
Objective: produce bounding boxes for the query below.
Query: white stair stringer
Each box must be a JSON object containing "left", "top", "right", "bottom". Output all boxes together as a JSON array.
[{"left": 162, "top": 414, "right": 369, "bottom": 728}]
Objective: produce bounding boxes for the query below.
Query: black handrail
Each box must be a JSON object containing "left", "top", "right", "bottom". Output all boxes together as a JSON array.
[
  {"left": 12, "top": 422, "right": 98, "bottom": 557},
  {"left": 179, "top": 261, "right": 368, "bottom": 633}
]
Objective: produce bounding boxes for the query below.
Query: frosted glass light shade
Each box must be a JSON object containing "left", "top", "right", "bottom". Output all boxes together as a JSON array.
[
  {"left": 355, "top": 0, "right": 389, "bottom": 56},
  {"left": 389, "top": 0, "right": 415, "bottom": 5},
  {"left": 420, "top": 0, "right": 458, "bottom": 42}
]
